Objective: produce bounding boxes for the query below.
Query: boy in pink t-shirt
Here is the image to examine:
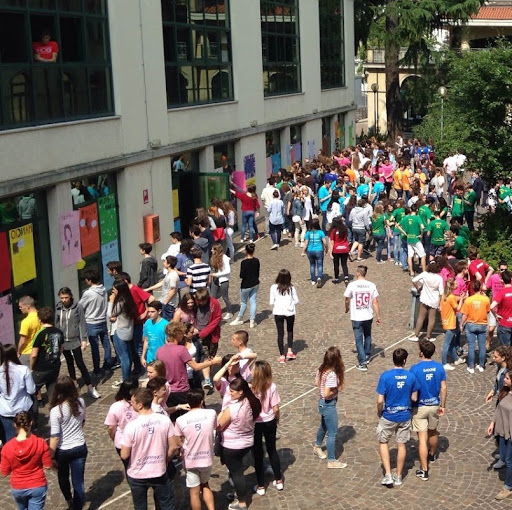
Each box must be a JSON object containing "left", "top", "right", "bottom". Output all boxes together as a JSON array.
[
  {"left": 121, "top": 388, "right": 179, "bottom": 509},
  {"left": 230, "top": 330, "right": 258, "bottom": 382},
  {"left": 175, "top": 389, "right": 217, "bottom": 510}
]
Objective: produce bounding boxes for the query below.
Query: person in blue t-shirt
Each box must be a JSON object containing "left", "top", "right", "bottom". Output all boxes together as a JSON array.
[
  {"left": 302, "top": 218, "right": 327, "bottom": 288},
  {"left": 318, "top": 180, "right": 332, "bottom": 232},
  {"left": 376, "top": 348, "right": 419, "bottom": 487},
  {"left": 409, "top": 340, "right": 447, "bottom": 481},
  {"left": 141, "top": 301, "right": 169, "bottom": 367}
]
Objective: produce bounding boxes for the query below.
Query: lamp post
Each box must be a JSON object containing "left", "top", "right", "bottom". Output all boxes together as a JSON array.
[
  {"left": 438, "top": 85, "right": 447, "bottom": 143},
  {"left": 371, "top": 83, "right": 379, "bottom": 133}
]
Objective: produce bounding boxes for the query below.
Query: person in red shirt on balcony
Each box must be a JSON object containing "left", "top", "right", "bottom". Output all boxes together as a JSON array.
[{"left": 32, "top": 29, "right": 59, "bottom": 63}]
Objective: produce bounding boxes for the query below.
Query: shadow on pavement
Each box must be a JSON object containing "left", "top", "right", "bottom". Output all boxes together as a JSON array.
[{"left": 86, "top": 469, "right": 125, "bottom": 510}]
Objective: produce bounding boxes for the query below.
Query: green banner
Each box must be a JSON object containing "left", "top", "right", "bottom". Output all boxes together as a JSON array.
[{"left": 98, "top": 194, "right": 118, "bottom": 244}]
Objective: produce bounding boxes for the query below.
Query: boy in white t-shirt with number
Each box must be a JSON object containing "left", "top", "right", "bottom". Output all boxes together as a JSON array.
[
  {"left": 175, "top": 389, "right": 217, "bottom": 510},
  {"left": 344, "top": 265, "right": 381, "bottom": 372}
]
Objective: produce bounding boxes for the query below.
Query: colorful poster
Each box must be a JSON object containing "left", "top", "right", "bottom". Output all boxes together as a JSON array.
[
  {"left": 271, "top": 153, "right": 281, "bottom": 173},
  {"left": 79, "top": 203, "right": 100, "bottom": 258},
  {"left": 172, "top": 189, "right": 180, "bottom": 220},
  {"left": 0, "top": 294, "right": 15, "bottom": 345},
  {"left": 98, "top": 194, "right": 118, "bottom": 244},
  {"left": 232, "top": 170, "right": 246, "bottom": 191},
  {"left": 243, "top": 154, "right": 255, "bottom": 180},
  {"left": 59, "top": 211, "right": 81, "bottom": 267},
  {"left": 292, "top": 143, "right": 302, "bottom": 163},
  {"left": 0, "top": 231, "right": 12, "bottom": 293},
  {"left": 307, "top": 140, "right": 316, "bottom": 161},
  {"left": 174, "top": 219, "right": 181, "bottom": 234},
  {"left": 348, "top": 123, "right": 354, "bottom": 146},
  {"left": 101, "top": 240, "right": 119, "bottom": 290},
  {"left": 9, "top": 223, "right": 36, "bottom": 287},
  {"left": 266, "top": 157, "right": 272, "bottom": 179}
]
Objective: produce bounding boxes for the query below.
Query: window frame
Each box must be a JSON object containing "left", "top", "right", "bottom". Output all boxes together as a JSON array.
[{"left": 0, "top": 0, "right": 114, "bottom": 131}]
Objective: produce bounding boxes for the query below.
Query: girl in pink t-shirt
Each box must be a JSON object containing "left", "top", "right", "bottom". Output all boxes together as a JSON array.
[
  {"left": 218, "top": 377, "right": 261, "bottom": 510},
  {"left": 251, "top": 361, "right": 283, "bottom": 495},
  {"left": 213, "top": 354, "right": 242, "bottom": 410},
  {"left": 104, "top": 378, "right": 139, "bottom": 469}
]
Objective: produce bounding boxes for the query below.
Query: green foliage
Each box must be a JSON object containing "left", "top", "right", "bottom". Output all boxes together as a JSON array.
[
  {"left": 414, "top": 42, "right": 512, "bottom": 183},
  {"left": 471, "top": 209, "right": 512, "bottom": 268}
]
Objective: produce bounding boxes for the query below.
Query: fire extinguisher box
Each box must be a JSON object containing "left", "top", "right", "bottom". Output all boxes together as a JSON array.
[{"left": 143, "top": 214, "right": 160, "bottom": 243}]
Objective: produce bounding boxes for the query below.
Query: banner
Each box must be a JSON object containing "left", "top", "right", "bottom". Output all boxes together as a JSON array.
[
  {"left": 101, "top": 240, "right": 120, "bottom": 290},
  {"left": 307, "top": 140, "right": 316, "bottom": 161},
  {"left": 271, "top": 153, "right": 281, "bottom": 173},
  {"left": 79, "top": 203, "right": 100, "bottom": 258},
  {"left": 0, "top": 231, "right": 12, "bottom": 293},
  {"left": 0, "top": 294, "right": 15, "bottom": 345},
  {"left": 59, "top": 211, "right": 81, "bottom": 267},
  {"left": 98, "top": 194, "right": 118, "bottom": 244},
  {"left": 232, "top": 170, "right": 246, "bottom": 191},
  {"left": 266, "top": 157, "right": 272, "bottom": 179},
  {"left": 243, "top": 154, "right": 255, "bottom": 180},
  {"left": 9, "top": 224, "right": 36, "bottom": 287},
  {"left": 292, "top": 142, "right": 302, "bottom": 163},
  {"left": 172, "top": 189, "right": 180, "bottom": 220}
]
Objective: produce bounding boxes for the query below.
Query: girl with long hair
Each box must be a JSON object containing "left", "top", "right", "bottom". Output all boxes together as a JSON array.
[
  {"left": 251, "top": 361, "right": 283, "bottom": 495},
  {"left": 302, "top": 217, "right": 328, "bottom": 288},
  {"left": 325, "top": 190, "right": 341, "bottom": 228},
  {"left": 372, "top": 203, "right": 387, "bottom": 263},
  {"left": 182, "top": 322, "right": 208, "bottom": 390},
  {"left": 218, "top": 377, "right": 262, "bottom": 510},
  {"left": 230, "top": 184, "right": 260, "bottom": 243},
  {"left": 487, "top": 370, "right": 512, "bottom": 500},
  {"left": 0, "top": 411, "right": 52, "bottom": 510},
  {"left": 486, "top": 346, "right": 512, "bottom": 405},
  {"left": 109, "top": 279, "right": 138, "bottom": 387},
  {"left": 269, "top": 269, "right": 299, "bottom": 363},
  {"left": 384, "top": 201, "right": 395, "bottom": 262},
  {"left": 104, "top": 378, "right": 139, "bottom": 468},
  {"left": 434, "top": 255, "right": 455, "bottom": 284},
  {"left": 214, "top": 353, "right": 242, "bottom": 410},
  {"left": 313, "top": 346, "right": 347, "bottom": 469},
  {"left": 0, "top": 344, "right": 35, "bottom": 442},
  {"left": 210, "top": 243, "right": 233, "bottom": 320},
  {"left": 440, "top": 279, "right": 464, "bottom": 369},
  {"left": 172, "top": 292, "right": 197, "bottom": 327},
  {"left": 49, "top": 375, "right": 87, "bottom": 509},
  {"left": 223, "top": 200, "right": 238, "bottom": 262},
  {"left": 328, "top": 217, "right": 350, "bottom": 284}
]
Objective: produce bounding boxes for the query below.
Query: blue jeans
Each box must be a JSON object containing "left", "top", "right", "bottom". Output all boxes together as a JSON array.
[
  {"left": 11, "top": 485, "right": 47, "bottom": 510},
  {"left": 127, "top": 474, "right": 175, "bottom": 510},
  {"left": 86, "top": 321, "right": 112, "bottom": 373},
  {"left": 374, "top": 234, "right": 386, "bottom": 262},
  {"left": 241, "top": 211, "right": 255, "bottom": 241},
  {"left": 239, "top": 285, "right": 258, "bottom": 321},
  {"left": 113, "top": 332, "right": 133, "bottom": 381},
  {"left": 316, "top": 398, "right": 338, "bottom": 461},
  {"left": 498, "top": 326, "right": 512, "bottom": 346},
  {"left": 400, "top": 238, "right": 408, "bottom": 269},
  {"left": 131, "top": 324, "right": 143, "bottom": 373},
  {"left": 321, "top": 211, "right": 328, "bottom": 232},
  {"left": 393, "top": 231, "right": 401, "bottom": 261},
  {"left": 55, "top": 444, "right": 88, "bottom": 510},
  {"left": 386, "top": 233, "right": 393, "bottom": 259},
  {"left": 499, "top": 436, "right": 512, "bottom": 490},
  {"left": 269, "top": 222, "right": 283, "bottom": 245},
  {"left": 0, "top": 414, "right": 16, "bottom": 442},
  {"left": 441, "top": 329, "right": 459, "bottom": 365},
  {"left": 352, "top": 319, "right": 372, "bottom": 365},
  {"left": 465, "top": 323, "right": 487, "bottom": 368},
  {"left": 307, "top": 250, "right": 324, "bottom": 281}
]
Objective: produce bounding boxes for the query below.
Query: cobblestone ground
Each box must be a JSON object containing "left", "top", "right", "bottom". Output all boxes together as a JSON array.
[{"left": 0, "top": 232, "right": 505, "bottom": 509}]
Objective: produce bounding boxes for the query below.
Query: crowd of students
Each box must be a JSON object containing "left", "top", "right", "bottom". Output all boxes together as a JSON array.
[{"left": 1, "top": 136, "right": 512, "bottom": 508}]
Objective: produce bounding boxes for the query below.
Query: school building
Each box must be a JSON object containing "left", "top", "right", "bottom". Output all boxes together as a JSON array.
[{"left": 0, "top": 0, "right": 356, "bottom": 341}]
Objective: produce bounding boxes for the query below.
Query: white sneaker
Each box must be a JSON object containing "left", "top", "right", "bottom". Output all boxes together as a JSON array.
[
  {"left": 250, "top": 320, "right": 256, "bottom": 329},
  {"left": 467, "top": 367, "right": 475, "bottom": 374},
  {"left": 89, "top": 387, "right": 101, "bottom": 399},
  {"left": 409, "top": 335, "right": 419, "bottom": 342},
  {"left": 253, "top": 485, "right": 266, "bottom": 496},
  {"left": 300, "top": 242, "right": 304, "bottom": 248},
  {"left": 454, "top": 357, "right": 466, "bottom": 366},
  {"left": 230, "top": 317, "right": 244, "bottom": 326},
  {"left": 223, "top": 312, "right": 234, "bottom": 320},
  {"left": 270, "top": 244, "right": 279, "bottom": 250},
  {"left": 443, "top": 364, "right": 455, "bottom": 371},
  {"left": 427, "top": 337, "right": 436, "bottom": 342},
  {"left": 476, "top": 365, "right": 485, "bottom": 373},
  {"left": 273, "top": 480, "right": 284, "bottom": 491}
]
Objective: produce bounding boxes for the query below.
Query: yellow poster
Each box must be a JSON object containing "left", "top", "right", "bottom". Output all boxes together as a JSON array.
[
  {"left": 9, "top": 223, "right": 36, "bottom": 287},
  {"left": 172, "top": 189, "right": 179, "bottom": 219}
]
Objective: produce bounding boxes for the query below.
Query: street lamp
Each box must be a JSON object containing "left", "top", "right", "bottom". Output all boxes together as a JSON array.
[
  {"left": 371, "top": 83, "right": 379, "bottom": 133},
  {"left": 438, "top": 85, "right": 447, "bottom": 143}
]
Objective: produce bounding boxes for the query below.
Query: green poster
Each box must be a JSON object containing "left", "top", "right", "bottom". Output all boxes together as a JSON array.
[{"left": 98, "top": 194, "right": 118, "bottom": 244}]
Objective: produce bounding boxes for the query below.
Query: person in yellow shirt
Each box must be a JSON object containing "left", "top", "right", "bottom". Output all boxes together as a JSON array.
[
  {"left": 460, "top": 281, "right": 490, "bottom": 374},
  {"left": 17, "top": 295, "right": 41, "bottom": 365},
  {"left": 393, "top": 166, "right": 403, "bottom": 199},
  {"left": 402, "top": 166, "right": 412, "bottom": 203}
]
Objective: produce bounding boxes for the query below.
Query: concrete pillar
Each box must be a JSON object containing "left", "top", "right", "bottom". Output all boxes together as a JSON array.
[
  {"left": 280, "top": 126, "right": 291, "bottom": 167},
  {"left": 199, "top": 145, "right": 215, "bottom": 172}
]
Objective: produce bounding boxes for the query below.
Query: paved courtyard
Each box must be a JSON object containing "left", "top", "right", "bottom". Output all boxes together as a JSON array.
[{"left": 0, "top": 233, "right": 505, "bottom": 509}]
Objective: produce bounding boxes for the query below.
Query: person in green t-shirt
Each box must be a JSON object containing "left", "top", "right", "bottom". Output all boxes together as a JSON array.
[
  {"left": 463, "top": 184, "right": 477, "bottom": 231},
  {"left": 425, "top": 208, "right": 449, "bottom": 261},
  {"left": 371, "top": 204, "right": 387, "bottom": 263},
  {"left": 384, "top": 203, "right": 395, "bottom": 263},
  {"left": 451, "top": 225, "right": 468, "bottom": 259},
  {"left": 396, "top": 204, "right": 426, "bottom": 276},
  {"left": 451, "top": 184, "right": 465, "bottom": 223},
  {"left": 391, "top": 199, "right": 406, "bottom": 268}
]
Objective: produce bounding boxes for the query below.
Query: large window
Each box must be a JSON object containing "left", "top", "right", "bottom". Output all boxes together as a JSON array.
[
  {"left": 0, "top": 0, "right": 113, "bottom": 130},
  {"left": 261, "top": 0, "right": 300, "bottom": 96},
  {"left": 319, "top": 0, "right": 345, "bottom": 89},
  {"left": 162, "top": 0, "right": 233, "bottom": 107}
]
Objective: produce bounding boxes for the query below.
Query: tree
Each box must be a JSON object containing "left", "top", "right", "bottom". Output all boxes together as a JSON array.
[
  {"left": 355, "top": 0, "right": 484, "bottom": 141},
  {"left": 414, "top": 43, "right": 512, "bottom": 184}
]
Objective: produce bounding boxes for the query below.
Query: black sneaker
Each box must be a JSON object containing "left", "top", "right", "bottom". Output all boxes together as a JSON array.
[
  {"left": 415, "top": 469, "right": 429, "bottom": 481},
  {"left": 428, "top": 452, "right": 438, "bottom": 463},
  {"left": 355, "top": 364, "right": 368, "bottom": 372}
]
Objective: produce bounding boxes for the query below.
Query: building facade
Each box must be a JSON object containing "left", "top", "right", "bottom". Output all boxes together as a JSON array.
[{"left": 0, "top": 0, "right": 355, "bottom": 342}]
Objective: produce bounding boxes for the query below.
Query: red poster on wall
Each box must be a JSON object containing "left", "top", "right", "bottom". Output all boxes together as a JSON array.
[
  {"left": 0, "top": 231, "right": 12, "bottom": 293},
  {"left": 79, "top": 203, "right": 101, "bottom": 258}
]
